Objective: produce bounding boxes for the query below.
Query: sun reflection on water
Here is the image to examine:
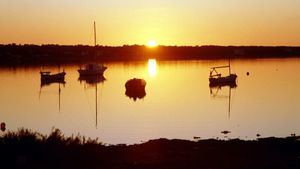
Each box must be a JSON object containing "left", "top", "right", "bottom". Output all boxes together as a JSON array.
[{"left": 148, "top": 59, "right": 157, "bottom": 77}]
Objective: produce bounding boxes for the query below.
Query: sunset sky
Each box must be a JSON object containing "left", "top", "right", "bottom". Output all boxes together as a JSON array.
[{"left": 0, "top": 0, "right": 300, "bottom": 46}]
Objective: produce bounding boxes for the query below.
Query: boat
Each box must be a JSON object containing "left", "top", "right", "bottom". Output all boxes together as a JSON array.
[
  {"left": 125, "top": 78, "right": 147, "bottom": 101},
  {"left": 125, "top": 78, "right": 146, "bottom": 89},
  {"left": 78, "top": 22, "right": 107, "bottom": 76},
  {"left": 40, "top": 71, "right": 66, "bottom": 83},
  {"left": 209, "top": 72, "right": 237, "bottom": 87},
  {"left": 209, "top": 59, "right": 237, "bottom": 87},
  {"left": 78, "top": 64, "right": 107, "bottom": 76}
]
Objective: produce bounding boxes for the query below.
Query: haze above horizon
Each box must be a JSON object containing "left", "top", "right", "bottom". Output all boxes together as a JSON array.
[{"left": 0, "top": 0, "right": 300, "bottom": 46}]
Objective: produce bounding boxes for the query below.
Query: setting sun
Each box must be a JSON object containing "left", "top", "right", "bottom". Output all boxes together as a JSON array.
[{"left": 147, "top": 40, "right": 158, "bottom": 48}]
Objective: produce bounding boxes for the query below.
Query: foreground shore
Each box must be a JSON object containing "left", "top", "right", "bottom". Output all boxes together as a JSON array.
[{"left": 0, "top": 128, "right": 299, "bottom": 169}]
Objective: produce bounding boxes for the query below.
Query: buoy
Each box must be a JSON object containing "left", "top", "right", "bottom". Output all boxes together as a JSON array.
[
  {"left": 221, "top": 130, "right": 231, "bottom": 134},
  {"left": 0, "top": 122, "right": 6, "bottom": 132},
  {"left": 246, "top": 72, "right": 250, "bottom": 76}
]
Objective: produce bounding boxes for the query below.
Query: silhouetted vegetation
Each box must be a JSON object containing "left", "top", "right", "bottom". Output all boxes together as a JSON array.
[
  {"left": 1, "top": 44, "right": 300, "bottom": 66},
  {"left": 1, "top": 128, "right": 300, "bottom": 168}
]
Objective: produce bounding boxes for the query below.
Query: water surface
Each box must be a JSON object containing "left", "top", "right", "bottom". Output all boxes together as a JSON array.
[{"left": 0, "top": 58, "right": 299, "bottom": 144}]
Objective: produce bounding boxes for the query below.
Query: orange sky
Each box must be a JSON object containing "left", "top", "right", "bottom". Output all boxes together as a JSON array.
[{"left": 0, "top": 0, "right": 300, "bottom": 46}]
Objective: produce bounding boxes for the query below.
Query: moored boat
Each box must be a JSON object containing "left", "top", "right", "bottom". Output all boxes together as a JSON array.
[
  {"left": 125, "top": 78, "right": 146, "bottom": 89},
  {"left": 125, "top": 78, "right": 147, "bottom": 101},
  {"left": 78, "top": 64, "right": 107, "bottom": 76},
  {"left": 209, "top": 59, "right": 238, "bottom": 87},
  {"left": 78, "top": 22, "right": 107, "bottom": 76},
  {"left": 40, "top": 71, "right": 66, "bottom": 82},
  {"left": 78, "top": 63, "right": 107, "bottom": 76},
  {"left": 209, "top": 72, "right": 237, "bottom": 87}
]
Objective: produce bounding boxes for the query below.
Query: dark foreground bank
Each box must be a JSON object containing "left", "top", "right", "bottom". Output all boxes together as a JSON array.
[
  {"left": 0, "top": 129, "right": 300, "bottom": 169},
  {"left": 1, "top": 44, "right": 300, "bottom": 65}
]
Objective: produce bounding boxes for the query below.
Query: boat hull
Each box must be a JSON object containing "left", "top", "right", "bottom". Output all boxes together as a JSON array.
[
  {"left": 125, "top": 78, "right": 146, "bottom": 89},
  {"left": 41, "top": 72, "right": 66, "bottom": 82},
  {"left": 209, "top": 74, "right": 237, "bottom": 87}
]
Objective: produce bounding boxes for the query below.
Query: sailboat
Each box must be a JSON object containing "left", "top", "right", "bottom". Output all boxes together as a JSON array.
[
  {"left": 209, "top": 58, "right": 237, "bottom": 87},
  {"left": 78, "top": 22, "right": 107, "bottom": 76}
]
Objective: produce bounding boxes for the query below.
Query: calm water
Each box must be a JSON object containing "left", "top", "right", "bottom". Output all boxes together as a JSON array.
[{"left": 0, "top": 58, "right": 300, "bottom": 144}]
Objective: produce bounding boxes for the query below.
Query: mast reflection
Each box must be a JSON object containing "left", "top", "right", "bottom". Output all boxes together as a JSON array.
[
  {"left": 78, "top": 74, "right": 106, "bottom": 129},
  {"left": 209, "top": 82, "right": 237, "bottom": 119},
  {"left": 39, "top": 78, "right": 66, "bottom": 112},
  {"left": 78, "top": 75, "right": 106, "bottom": 85}
]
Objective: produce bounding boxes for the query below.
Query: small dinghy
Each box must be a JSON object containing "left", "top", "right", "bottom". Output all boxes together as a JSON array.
[
  {"left": 125, "top": 78, "right": 146, "bottom": 101},
  {"left": 40, "top": 71, "right": 66, "bottom": 84}
]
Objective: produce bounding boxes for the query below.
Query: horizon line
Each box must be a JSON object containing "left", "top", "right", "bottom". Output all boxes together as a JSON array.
[{"left": 1, "top": 43, "right": 300, "bottom": 48}]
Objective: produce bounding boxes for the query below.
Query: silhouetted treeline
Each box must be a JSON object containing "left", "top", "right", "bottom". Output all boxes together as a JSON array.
[
  {"left": 0, "top": 128, "right": 300, "bottom": 169},
  {"left": 1, "top": 44, "right": 300, "bottom": 65}
]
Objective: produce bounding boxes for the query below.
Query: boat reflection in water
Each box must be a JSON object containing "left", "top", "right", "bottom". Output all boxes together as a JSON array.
[
  {"left": 78, "top": 74, "right": 106, "bottom": 128},
  {"left": 210, "top": 81, "right": 237, "bottom": 119},
  {"left": 41, "top": 76, "right": 66, "bottom": 87},
  {"left": 125, "top": 78, "right": 147, "bottom": 101},
  {"left": 78, "top": 74, "right": 106, "bottom": 85},
  {"left": 39, "top": 77, "right": 65, "bottom": 112}
]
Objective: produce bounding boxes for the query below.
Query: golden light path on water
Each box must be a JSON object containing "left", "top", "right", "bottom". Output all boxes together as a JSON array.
[{"left": 148, "top": 59, "right": 157, "bottom": 78}]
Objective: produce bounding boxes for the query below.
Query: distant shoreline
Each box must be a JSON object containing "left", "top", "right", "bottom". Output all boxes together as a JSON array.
[{"left": 1, "top": 44, "right": 300, "bottom": 66}]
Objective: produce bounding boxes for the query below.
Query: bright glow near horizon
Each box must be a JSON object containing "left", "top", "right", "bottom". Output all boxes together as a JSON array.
[
  {"left": 0, "top": 0, "right": 300, "bottom": 46},
  {"left": 147, "top": 40, "right": 158, "bottom": 48}
]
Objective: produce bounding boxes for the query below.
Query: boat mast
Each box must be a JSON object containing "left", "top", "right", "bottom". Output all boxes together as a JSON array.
[
  {"left": 94, "top": 21, "right": 97, "bottom": 46},
  {"left": 93, "top": 21, "right": 98, "bottom": 61}
]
